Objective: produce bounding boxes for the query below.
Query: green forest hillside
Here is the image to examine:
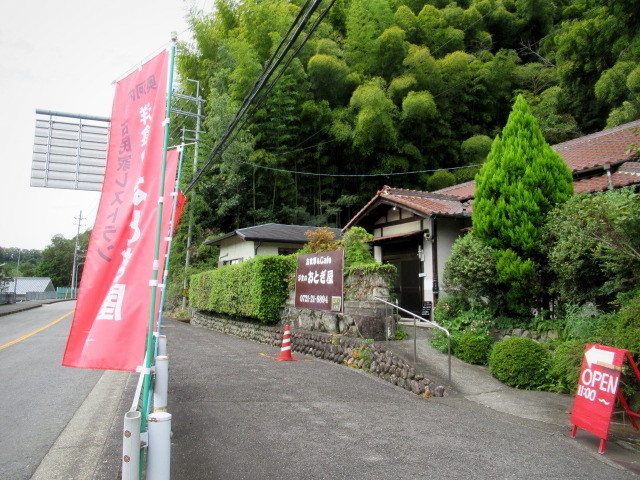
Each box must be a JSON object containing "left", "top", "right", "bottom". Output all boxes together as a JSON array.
[{"left": 175, "top": 0, "right": 640, "bottom": 238}]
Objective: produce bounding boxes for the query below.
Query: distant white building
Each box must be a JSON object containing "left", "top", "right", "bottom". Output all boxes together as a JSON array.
[{"left": 5, "top": 277, "right": 55, "bottom": 301}]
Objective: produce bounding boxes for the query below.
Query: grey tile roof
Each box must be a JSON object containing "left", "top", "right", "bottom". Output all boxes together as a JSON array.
[
  {"left": 4, "top": 277, "right": 55, "bottom": 294},
  {"left": 205, "top": 224, "right": 343, "bottom": 246}
]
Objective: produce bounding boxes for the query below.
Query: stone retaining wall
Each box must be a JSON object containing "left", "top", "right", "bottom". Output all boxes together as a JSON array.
[
  {"left": 282, "top": 271, "right": 395, "bottom": 340},
  {"left": 190, "top": 309, "right": 448, "bottom": 398},
  {"left": 489, "top": 327, "right": 559, "bottom": 343}
]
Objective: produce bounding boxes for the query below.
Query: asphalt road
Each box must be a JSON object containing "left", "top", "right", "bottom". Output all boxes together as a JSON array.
[
  {"left": 3, "top": 308, "right": 636, "bottom": 479},
  {"left": 0, "top": 301, "right": 104, "bottom": 479},
  {"left": 167, "top": 320, "right": 638, "bottom": 480}
]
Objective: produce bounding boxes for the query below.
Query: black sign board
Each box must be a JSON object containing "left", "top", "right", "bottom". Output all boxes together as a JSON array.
[{"left": 421, "top": 301, "right": 433, "bottom": 318}]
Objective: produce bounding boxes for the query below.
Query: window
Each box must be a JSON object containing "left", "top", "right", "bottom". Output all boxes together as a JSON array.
[
  {"left": 222, "top": 258, "right": 242, "bottom": 265},
  {"left": 278, "top": 247, "right": 299, "bottom": 256}
]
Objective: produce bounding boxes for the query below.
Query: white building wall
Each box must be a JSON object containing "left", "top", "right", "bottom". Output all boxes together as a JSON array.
[
  {"left": 420, "top": 217, "right": 464, "bottom": 306},
  {"left": 254, "top": 242, "right": 304, "bottom": 256},
  {"left": 219, "top": 239, "right": 304, "bottom": 264},
  {"left": 218, "top": 238, "right": 255, "bottom": 264},
  {"left": 436, "top": 217, "right": 463, "bottom": 299},
  {"left": 422, "top": 217, "right": 435, "bottom": 305}
]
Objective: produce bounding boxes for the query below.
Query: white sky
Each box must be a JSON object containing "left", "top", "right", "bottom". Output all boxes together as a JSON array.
[{"left": 0, "top": 1, "right": 202, "bottom": 250}]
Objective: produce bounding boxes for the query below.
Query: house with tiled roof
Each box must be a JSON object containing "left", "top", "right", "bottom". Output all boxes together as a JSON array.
[
  {"left": 205, "top": 224, "right": 342, "bottom": 266},
  {"left": 344, "top": 120, "right": 640, "bottom": 317}
]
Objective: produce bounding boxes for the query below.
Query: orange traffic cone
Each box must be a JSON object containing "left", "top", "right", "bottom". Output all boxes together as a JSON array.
[{"left": 276, "top": 324, "right": 295, "bottom": 361}]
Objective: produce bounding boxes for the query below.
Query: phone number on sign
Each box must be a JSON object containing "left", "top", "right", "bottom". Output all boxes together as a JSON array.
[{"left": 298, "top": 294, "right": 328, "bottom": 304}]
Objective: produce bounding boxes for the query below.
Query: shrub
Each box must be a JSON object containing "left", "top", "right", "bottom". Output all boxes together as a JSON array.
[
  {"left": 561, "top": 303, "right": 615, "bottom": 341},
  {"left": 190, "top": 255, "right": 296, "bottom": 324},
  {"left": 454, "top": 333, "right": 494, "bottom": 365},
  {"left": 349, "top": 339, "right": 375, "bottom": 370},
  {"left": 549, "top": 340, "right": 585, "bottom": 393},
  {"left": 489, "top": 337, "right": 550, "bottom": 389},
  {"left": 441, "top": 233, "right": 497, "bottom": 301},
  {"left": 433, "top": 295, "right": 471, "bottom": 325},
  {"left": 613, "top": 294, "right": 640, "bottom": 355},
  {"left": 430, "top": 329, "right": 461, "bottom": 354},
  {"left": 395, "top": 325, "right": 408, "bottom": 340},
  {"left": 492, "top": 315, "right": 530, "bottom": 330},
  {"left": 431, "top": 303, "right": 493, "bottom": 353},
  {"left": 342, "top": 226, "right": 375, "bottom": 267}
]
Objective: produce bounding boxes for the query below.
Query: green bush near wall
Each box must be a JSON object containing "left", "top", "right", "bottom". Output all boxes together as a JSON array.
[{"left": 190, "top": 255, "right": 297, "bottom": 324}]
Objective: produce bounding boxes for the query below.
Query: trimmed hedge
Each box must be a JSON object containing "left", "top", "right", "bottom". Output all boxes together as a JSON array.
[
  {"left": 489, "top": 337, "right": 550, "bottom": 389},
  {"left": 190, "top": 255, "right": 296, "bottom": 324},
  {"left": 454, "top": 333, "right": 493, "bottom": 365}
]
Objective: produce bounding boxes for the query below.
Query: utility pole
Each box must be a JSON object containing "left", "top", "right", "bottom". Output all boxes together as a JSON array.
[
  {"left": 71, "top": 211, "right": 84, "bottom": 297},
  {"left": 181, "top": 79, "right": 203, "bottom": 310},
  {"left": 13, "top": 249, "right": 21, "bottom": 300}
]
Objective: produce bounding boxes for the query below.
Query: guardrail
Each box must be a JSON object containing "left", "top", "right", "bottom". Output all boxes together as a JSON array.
[{"left": 373, "top": 297, "right": 451, "bottom": 382}]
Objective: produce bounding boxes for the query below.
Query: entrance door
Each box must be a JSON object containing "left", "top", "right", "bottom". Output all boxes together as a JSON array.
[{"left": 382, "top": 240, "right": 422, "bottom": 314}]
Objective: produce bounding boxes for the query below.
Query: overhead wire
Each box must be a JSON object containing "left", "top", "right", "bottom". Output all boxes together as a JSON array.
[
  {"left": 185, "top": 0, "right": 326, "bottom": 192},
  {"left": 186, "top": 0, "right": 586, "bottom": 188}
]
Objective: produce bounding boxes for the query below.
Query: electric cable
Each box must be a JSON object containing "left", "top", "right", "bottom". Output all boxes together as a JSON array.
[{"left": 185, "top": 0, "right": 326, "bottom": 192}]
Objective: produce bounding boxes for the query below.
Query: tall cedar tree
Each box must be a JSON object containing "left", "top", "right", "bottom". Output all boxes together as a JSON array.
[
  {"left": 473, "top": 95, "right": 573, "bottom": 256},
  {"left": 472, "top": 95, "right": 573, "bottom": 314}
]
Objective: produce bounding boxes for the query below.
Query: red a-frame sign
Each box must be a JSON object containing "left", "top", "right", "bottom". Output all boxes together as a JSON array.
[{"left": 570, "top": 344, "right": 640, "bottom": 453}]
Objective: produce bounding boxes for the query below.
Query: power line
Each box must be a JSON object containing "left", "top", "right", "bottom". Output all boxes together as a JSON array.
[
  {"left": 185, "top": 0, "right": 328, "bottom": 193},
  {"left": 233, "top": 160, "right": 483, "bottom": 177},
  {"left": 184, "top": 0, "right": 517, "bottom": 191}
]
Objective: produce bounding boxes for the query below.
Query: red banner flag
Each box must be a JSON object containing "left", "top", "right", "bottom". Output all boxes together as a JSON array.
[
  {"left": 173, "top": 190, "right": 187, "bottom": 234},
  {"left": 63, "top": 51, "right": 175, "bottom": 371}
]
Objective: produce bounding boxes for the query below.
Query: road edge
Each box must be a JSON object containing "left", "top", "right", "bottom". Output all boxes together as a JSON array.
[{"left": 31, "top": 369, "right": 130, "bottom": 480}]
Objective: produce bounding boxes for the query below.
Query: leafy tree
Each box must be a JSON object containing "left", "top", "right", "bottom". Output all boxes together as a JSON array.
[
  {"left": 376, "top": 26, "right": 407, "bottom": 80},
  {"left": 299, "top": 227, "right": 341, "bottom": 254},
  {"left": 400, "top": 91, "right": 438, "bottom": 154},
  {"left": 308, "top": 54, "right": 351, "bottom": 106},
  {"left": 544, "top": 188, "right": 640, "bottom": 307},
  {"left": 0, "top": 248, "right": 43, "bottom": 278},
  {"left": 426, "top": 169, "right": 456, "bottom": 191},
  {"left": 350, "top": 79, "right": 398, "bottom": 157},
  {"left": 345, "top": 0, "right": 393, "bottom": 74},
  {"left": 402, "top": 45, "right": 442, "bottom": 93},
  {"left": 474, "top": 95, "right": 573, "bottom": 255},
  {"left": 473, "top": 95, "right": 573, "bottom": 314},
  {"left": 36, "top": 234, "right": 80, "bottom": 288},
  {"left": 0, "top": 264, "right": 12, "bottom": 293},
  {"left": 417, "top": 5, "right": 465, "bottom": 57},
  {"left": 524, "top": 86, "right": 581, "bottom": 144},
  {"left": 394, "top": 5, "right": 423, "bottom": 44},
  {"left": 460, "top": 134, "right": 492, "bottom": 165},
  {"left": 388, "top": 75, "right": 418, "bottom": 106}
]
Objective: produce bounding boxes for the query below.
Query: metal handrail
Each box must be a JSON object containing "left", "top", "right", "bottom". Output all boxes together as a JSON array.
[{"left": 374, "top": 296, "right": 451, "bottom": 382}]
